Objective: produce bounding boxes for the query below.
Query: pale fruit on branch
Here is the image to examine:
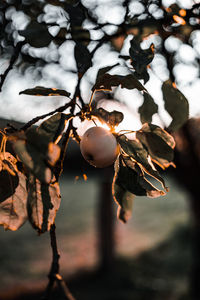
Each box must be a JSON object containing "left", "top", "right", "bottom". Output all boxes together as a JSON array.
[{"left": 80, "top": 126, "right": 120, "bottom": 168}]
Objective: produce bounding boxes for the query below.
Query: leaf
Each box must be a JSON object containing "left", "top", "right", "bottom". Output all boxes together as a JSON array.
[
  {"left": 94, "top": 108, "right": 124, "bottom": 127},
  {"left": 0, "top": 154, "right": 28, "bottom": 231},
  {"left": 138, "top": 93, "right": 158, "bottom": 123},
  {"left": 117, "top": 135, "right": 168, "bottom": 191},
  {"left": 19, "top": 21, "right": 52, "bottom": 48},
  {"left": 36, "top": 112, "right": 73, "bottom": 143},
  {"left": 162, "top": 80, "right": 189, "bottom": 131},
  {"left": 92, "top": 73, "right": 146, "bottom": 92},
  {"left": 112, "top": 182, "right": 134, "bottom": 223},
  {"left": 10, "top": 113, "right": 73, "bottom": 183},
  {"left": 136, "top": 123, "right": 175, "bottom": 169},
  {"left": 129, "top": 37, "right": 154, "bottom": 84},
  {"left": 74, "top": 42, "right": 92, "bottom": 74},
  {"left": 0, "top": 152, "right": 18, "bottom": 176},
  {"left": 19, "top": 86, "right": 70, "bottom": 98},
  {"left": 96, "top": 64, "right": 119, "bottom": 79},
  {"left": 27, "top": 175, "right": 61, "bottom": 233},
  {"left": 13, "top": 139, "right": 53, "bottom": 184},
  {"left": 113, "top": 155, "right": 166, "bottom": 198}
]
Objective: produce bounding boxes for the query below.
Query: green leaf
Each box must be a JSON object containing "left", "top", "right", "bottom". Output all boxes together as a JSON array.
[
  {"left": 92, "top": 73, "right": 146, "bottom": 92},
  {"left": 27, "top": 175, "right": 61, "bottom": 233},
  {"left": 129, "top": 37, "right": 154, "bottom": 84},
  {"left": 117, "top": 135, "right": 168, "bottom": 191},
  {"left": 112, "top": 183, "right": 134, "bottom": 223},
  {"left": 138, "top": 93, "right": 158, "bottom": 123},
  {"left": 19, "top": 21, "right": 52, "bottom": 48},
  {"left": 19, "top": 86, "right": 70, "bottom": 97},
  {"left": 0, "top": 154, "right": 28, "bottom": 231},
  {"left": 136, "top": 123, "right": 175, "bottom": 169},
  {"left": 162, "top": 80, "right": 189, "bottom": 131}
]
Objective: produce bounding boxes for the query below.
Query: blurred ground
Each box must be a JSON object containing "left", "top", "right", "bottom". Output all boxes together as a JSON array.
[{"left": 0, "top": 173, "right": 192, "bottom": 300}]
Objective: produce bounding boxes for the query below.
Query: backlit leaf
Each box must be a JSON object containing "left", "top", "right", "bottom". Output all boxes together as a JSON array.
[
  {"left": 94, "top": 107, "right": 124, "bottom": 127},
  {"left": 0, "top": 154, "right": 28, "bottom": 231},
  {"left": 13, "top": 139, "right": 53, "bottom": 184},
  {"left": 19, "top": 86, "right": 70, "bottom": 98},
  {"left": 117, "top": 135, "right": 167, "bottom": 191},
  {"left": 27, "top": 175, "right": 61, "bottom": 233},
  {"left": 138, "top": 93, "right": 158, "bottom": 123},
  {"left": 136, "top": 123, "right": 175, "bottom": 169},
  {"left": 162, "top": 80, "right": 189, "bottom": 131},
  {"left": 113, "top": 155, "right": 165, "bottom": 199},
  {"left": 92, "top": 73, "right": 146, "bottom": 92},
  {"left": 112, "top": 182, "right": 134, "bottom": 223},
  {"left": 36, "top": 112, "right": 73, "bottom": 143}
]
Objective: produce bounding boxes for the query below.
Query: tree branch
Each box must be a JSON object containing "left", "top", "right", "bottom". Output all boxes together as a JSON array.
[
  {"left": 20, "top": 101, "right": 72, "bottom": 131},
  {"left": 0, "top": 42, "right": 25, "bottom": 93},
  {"left": 42, "top": 223, "right": 76, "bottom": 300}
]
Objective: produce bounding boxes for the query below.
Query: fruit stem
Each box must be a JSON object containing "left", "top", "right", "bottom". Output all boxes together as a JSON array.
[{"left": 88, "top": 90, "right": 95, "bottom": 107}]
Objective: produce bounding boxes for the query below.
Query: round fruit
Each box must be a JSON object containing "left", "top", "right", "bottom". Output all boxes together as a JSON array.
[{"left": 80, "top": 126, "right": 120, "bottom": 168}]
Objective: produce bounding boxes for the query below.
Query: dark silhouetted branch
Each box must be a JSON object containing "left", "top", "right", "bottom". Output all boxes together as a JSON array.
[
  {"left": 20, "top": 101, "right": 73, "bottom": 131},
  {"left": 42, "top": 223, "right": 76, "bottom": 300},
  {"left": 0, "top": 42, "right": 25, "bottom": 93}
]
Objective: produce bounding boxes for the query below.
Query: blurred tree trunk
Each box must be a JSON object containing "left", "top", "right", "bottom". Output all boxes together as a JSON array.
[
  {"left": 173, "top": 119, "right": 200, "bottom": 300},
  {"left": 97, "top": 167, "right": 116, "bottom": 272}
]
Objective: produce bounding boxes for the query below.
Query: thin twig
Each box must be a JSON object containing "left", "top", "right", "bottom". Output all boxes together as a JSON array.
[
  {"left": 0, "top": 42, "right": 25, "bottom": 92},
  {"left": 42, "top": 224, "right": 76, "bottom": 300},
  {"left": 54, "top": 124, "right": 71, "bottom": 181},
  {"left": 20, "top": 101, "right": 72, "bottom": 131}
]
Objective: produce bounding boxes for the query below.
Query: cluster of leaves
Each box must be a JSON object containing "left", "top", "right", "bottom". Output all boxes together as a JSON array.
[
  {"left": 0, "top": 22, "right": 190, "bottom": 230},
  {"left": 113, "top": 123, "right": 175, "bottom": 222},
  {"left": 89, "top": 62, "right": 188, "bottom": 222},
  {"left": 0, "top": 70, "right": 188, "bottom": 231},
  {"left": 0, "top": 0, "right": 193, "bottom": 232},
  {"left": 0, "top": 111, "right": 72, "bottom": 232}
]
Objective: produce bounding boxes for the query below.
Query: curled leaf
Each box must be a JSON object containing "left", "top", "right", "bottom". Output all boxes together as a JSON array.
[
  {"left": 112, "top": 182, "right": 134, "bottom": 223},
  {"left": 0, "top": 154, "right": 28, "bottom": 231},
  {"left": 114, "top": 155, "right": 166, "bottom": 198},
  {"left": 136, "top": 123, "right": 175, "bottom": 169},
  {"left": 117, "top": 134, "right": 168, "bottom": 191}
]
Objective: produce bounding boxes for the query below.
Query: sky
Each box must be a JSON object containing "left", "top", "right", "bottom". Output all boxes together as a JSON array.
[{"left": 0, "top": 0, "right": 199, "bottom": 133}]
